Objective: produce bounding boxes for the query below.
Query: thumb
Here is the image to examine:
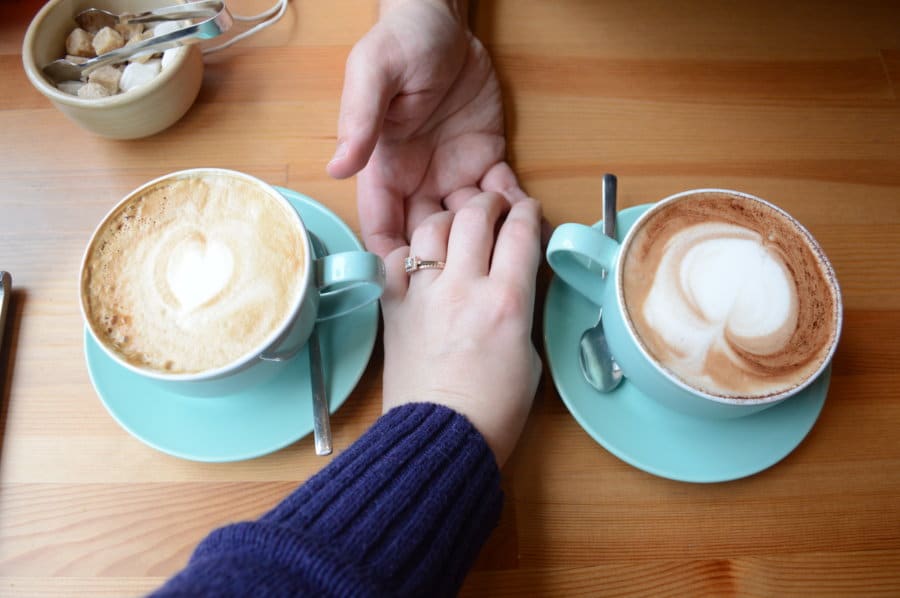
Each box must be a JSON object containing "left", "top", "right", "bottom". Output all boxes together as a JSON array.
[{"left": 327, "top": 38, "right": 400, "bottom": 179}]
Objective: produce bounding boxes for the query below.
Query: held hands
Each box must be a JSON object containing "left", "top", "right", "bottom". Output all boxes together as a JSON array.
[
  {"left": 381, "top": 193, "right": 543, "bottom": 467},
  {"left": 328, "top": 0, "right": 525, "bottom": 257},
  {"left": 332, "top": 1, "right": 542, "bottom": 464}
]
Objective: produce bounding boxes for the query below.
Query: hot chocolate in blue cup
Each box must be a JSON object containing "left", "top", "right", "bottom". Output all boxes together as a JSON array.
[
  {"left": 80, "top": 168, "right": 385, "bottom": 397},
  {"left": 547, "top": 188, "right": 842, "bottom": 419}
]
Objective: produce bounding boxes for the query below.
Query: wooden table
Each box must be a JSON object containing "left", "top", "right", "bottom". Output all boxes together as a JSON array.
[{"left": 2, "top": 1, "right": 899, "bottom": 595}]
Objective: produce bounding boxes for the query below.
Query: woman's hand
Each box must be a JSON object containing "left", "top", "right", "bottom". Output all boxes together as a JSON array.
[
  {"left": 328, "top": 0, "right": 525, "bottom": 258},
  {"left": 380, "top": 192, "right": 543, "bottom": 467}
]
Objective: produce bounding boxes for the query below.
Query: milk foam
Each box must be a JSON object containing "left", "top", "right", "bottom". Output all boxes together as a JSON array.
[
  {"left": 83, "top": 174, "right": 305, "bottom": 374},
  {"left": 642, "top": 223, "right": 799, "bottom": 391},
  {"left": 621, "top": 192, "right": 839, "bottom": 399},
  {"left": 166, "top": 236, "right": 235, "bottom": 313}
]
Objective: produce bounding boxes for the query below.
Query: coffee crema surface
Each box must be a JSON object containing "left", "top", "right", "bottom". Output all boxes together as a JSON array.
[
  {"left": 82, "top": 174, "right": 306, "bottom": 374},
  {"left": 621, "top": 192, "right": 839, "bottom": 399}
]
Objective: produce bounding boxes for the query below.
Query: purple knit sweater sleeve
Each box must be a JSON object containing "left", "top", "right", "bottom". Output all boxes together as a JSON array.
[{"left": 149, "top": 403, "right": 503, "bottom": 597}]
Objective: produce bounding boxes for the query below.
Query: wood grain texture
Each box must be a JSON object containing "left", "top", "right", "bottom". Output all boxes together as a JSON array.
[{"left": 1, "top": 0, "right": 898, "bottom": 596}]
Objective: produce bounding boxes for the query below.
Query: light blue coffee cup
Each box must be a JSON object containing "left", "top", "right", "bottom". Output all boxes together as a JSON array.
[
  {"left": 81, "top": 168, "right": 385, "bottom": 397},
  {"left": 546, "top": 188, "right": 842, "bottom": 419}
]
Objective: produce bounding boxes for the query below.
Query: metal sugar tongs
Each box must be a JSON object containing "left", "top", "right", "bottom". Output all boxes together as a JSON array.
[{"left": 42, "top": 0, "right": 233, "bottom": 83}]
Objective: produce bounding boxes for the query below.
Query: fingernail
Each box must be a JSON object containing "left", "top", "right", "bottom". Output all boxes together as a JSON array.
[{"left": 329, "top": 141, "right": 348, "bottom": 164}]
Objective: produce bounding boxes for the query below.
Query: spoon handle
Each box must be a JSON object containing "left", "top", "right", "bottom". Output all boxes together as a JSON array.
[
  {"left": 124, "top": 0, "right": 226, "bottom": 24},
  {"left": 309, "top": 330, "right": 332, "bottom": 455},
  {"left": 307, "top": 234, "right": 333, "bottom": 456},
  {"left": 602, "top": 173, "right": 617, "bottom": 240},
  {"left": 0, "top": 272, "right": 10, "bottom": 358}
]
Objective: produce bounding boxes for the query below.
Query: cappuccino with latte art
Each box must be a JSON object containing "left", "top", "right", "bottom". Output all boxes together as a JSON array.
[
  {"left": 546, "top": 186, "right": 842, "bottom": 417},
  {"left": 621, "top": 191, "right": 840, "bottom": 400},
  {"left": 81, "top": 171, "right": 306, "bottom": 375}
]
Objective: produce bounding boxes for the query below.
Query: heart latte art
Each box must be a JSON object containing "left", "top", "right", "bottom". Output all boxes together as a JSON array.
[
  {"left": 622, "top": 192, "right": 839, "bottom": 399},
  {"left": 82, "top": 174, "right": 306, "bottom": 374}
]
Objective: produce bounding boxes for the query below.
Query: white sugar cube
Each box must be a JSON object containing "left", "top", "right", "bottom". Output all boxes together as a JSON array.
[
  {"left": 161, "top": 48, "right": 181, "bottom": 70},
  {"left": 57, "top": 80, "right": 84, "bottom": 95},
  {"left": 120, "top": 59, "right": 162, "bottom": 92}
]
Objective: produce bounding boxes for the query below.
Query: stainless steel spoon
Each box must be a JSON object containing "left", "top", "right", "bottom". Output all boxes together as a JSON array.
[
  {"left": 578, "top": 174, "right": 624, "bottom": 392},
  {"left": 75, "top": 0, "right": 226, "bottom": 31},
  {"left": 42, "top": 0, "right": 231, "bottom": 83},
  {"left": 308, "top": 234, "right": 333, "bottom": 456}
]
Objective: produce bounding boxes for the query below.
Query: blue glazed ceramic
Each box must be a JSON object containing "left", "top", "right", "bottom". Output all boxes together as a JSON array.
[
  {"left": 543, "top": 204, "right": 831, "bottom": 482},
  {"left": 84, "top": 188, "right": 379, "bottom": 462}
]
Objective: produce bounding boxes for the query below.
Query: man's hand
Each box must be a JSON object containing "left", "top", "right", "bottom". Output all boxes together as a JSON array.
[{"left": 328, "top": 0, "right": 525, "bottom": 257}]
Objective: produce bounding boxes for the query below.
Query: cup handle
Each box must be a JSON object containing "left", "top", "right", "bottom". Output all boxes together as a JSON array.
[
  {"left": 546, "top": 223, "right": 621, "bottom": 304},
  {"left": 258, "top": 251, "right": 385, "bottom": 362},
  {"left": 316, "top": 251, "right": 385, "bottom": 320}
]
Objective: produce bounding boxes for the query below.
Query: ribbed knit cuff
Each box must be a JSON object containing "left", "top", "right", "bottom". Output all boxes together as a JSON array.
[{"left": 183, "top": 403, "right": 503, "bottom": 597}]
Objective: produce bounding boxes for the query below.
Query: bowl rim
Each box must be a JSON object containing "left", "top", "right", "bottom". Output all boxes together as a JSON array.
[{"left": 22, "top": 0, "right": 197, "bottom": 109}]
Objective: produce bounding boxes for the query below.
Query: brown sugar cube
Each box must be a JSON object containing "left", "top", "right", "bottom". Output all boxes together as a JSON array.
[
  {"left": 88, "top": 65, "right": 122, "bottom": 94},
  {"left": 77, "top": 82, "right": 112, "bottom": 99},
  {"left": 65, "top": 28, "right": 95, "bottom": 57},
  {"left": 115, "top": 23, "right": 144, "bottom": 41},
  {"left": 92, "top": 27, "right": 124, "bottom": 56},
  {"left": 123, "top": 35, "right": 153, "bottom": 64}
]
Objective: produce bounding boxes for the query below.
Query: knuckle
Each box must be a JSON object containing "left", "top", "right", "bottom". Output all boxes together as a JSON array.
[
  {"left": 345, "top": 43, "right": 366, "bottom": 70},
  {"left": 504, "top": 214, "right": 541, "bottom": 245},
  {"left": 455, "top": 202, "right": 496, "bottom": 232},
  {"left": 411, "top": 213, "right": 451, "bottom": 244}
]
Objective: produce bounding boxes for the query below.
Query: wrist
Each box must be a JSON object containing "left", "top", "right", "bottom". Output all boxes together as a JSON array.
[
  {"left": 385, "top": 396, "right": 521, "bottom": 468},
  {"left": 379, "top": 0, "right": 469, "bottom": 25}
]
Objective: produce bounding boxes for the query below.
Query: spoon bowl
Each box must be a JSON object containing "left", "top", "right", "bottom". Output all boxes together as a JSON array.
[
  {"left": 577, "top": 174, "right": 624, "bottom": 393},
  {"left": 579, "top": 308, "right": 623, "bottom": 392}
]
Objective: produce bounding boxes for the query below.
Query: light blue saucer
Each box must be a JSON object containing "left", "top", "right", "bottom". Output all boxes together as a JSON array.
[
  {"left": 543, "top": 204, "right": 830, "bottom": 483},
  {"left": 85, "top": 188, "right": 379, "bottom": 462}
]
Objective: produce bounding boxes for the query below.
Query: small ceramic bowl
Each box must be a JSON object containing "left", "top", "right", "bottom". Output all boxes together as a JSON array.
[{"left": 22, "top": 0, "right": 203, "bottom": 139}]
